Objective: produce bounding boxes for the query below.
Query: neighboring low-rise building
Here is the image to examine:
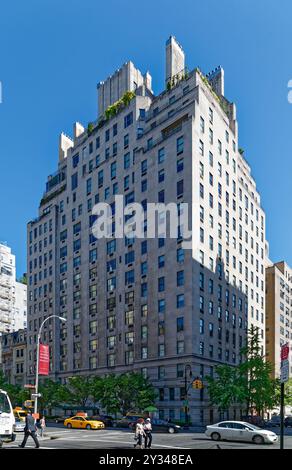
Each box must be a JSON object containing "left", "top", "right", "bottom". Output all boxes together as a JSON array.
[
  {"left": 1, "top": 329, "right": 27, "bottom": 386},
  {"left": 266, "top": 261, "right": 292, "bottom": 378}
]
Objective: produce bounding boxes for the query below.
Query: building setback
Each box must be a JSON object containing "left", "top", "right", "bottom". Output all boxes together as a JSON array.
[
  {"left": 27, "top": 37, "right": 266, "bottom": 424},
  {"left": 266, "top": 261, "right": 292, "bottom": 378}
]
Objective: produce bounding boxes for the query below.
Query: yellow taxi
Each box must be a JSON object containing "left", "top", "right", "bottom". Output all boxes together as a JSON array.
[
  {"left": 13, "top": 407, "right": 27, "bottom": 422},
  {"left": 64, "top": 415, "right": 105, "bottom": 430}
]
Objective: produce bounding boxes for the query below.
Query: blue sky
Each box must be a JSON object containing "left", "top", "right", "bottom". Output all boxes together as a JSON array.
[{"left": 0, "top": 0, "right": 291, "bottom": 276}]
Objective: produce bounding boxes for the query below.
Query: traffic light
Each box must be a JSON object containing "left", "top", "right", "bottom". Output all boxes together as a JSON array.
[{"left": 192, "top": 378, "right": 203, "bottom": 389}]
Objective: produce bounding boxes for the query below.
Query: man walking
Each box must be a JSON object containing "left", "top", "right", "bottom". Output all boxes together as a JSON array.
[
  {"left": 19, "top": 410, "right": 40, "bottom": 448},
  {"left": 144, "top": 418, "right": 152, "bottom": 449}
]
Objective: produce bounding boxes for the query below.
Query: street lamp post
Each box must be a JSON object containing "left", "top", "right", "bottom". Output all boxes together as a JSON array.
[
  {"left": 33, "top": 315, "right": 67, "bottom": 416},
  {"left": 184, "top": 364, "right": 192, "bottom": 426}
]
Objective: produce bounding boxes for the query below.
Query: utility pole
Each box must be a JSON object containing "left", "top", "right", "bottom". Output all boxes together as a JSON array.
[{"left": 280, "top": 382, "right": 285, "bottom": 450}]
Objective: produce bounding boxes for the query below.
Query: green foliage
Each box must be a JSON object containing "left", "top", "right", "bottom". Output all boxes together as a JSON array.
[
  {"left": 284, "top": 379, "right": 292, "bottom": 406},
  {"left": 206, "top": 326, "right": 281, "bottom": 415},
  {"left": 92, "top": 373, "right": 157, "bottom": 416},
  {"left": 17, "top": 275, "right": 27, "bottom": 285},
  {"left": 38, "top": 379, "right": 70, "bottom": 414},
  {"left": 66, "top": 376, "right": 95, "bottom": 408},
  {"left": 87, "top": 122, "right": 94, "bottom": 136},
  {"left": 104, "top": 90, "right": 136, "bottom": 121},
  {"left": 0, "top": 371, "right": 30, "bottom": 407},
  {"left": 206, "top": 365, "right": 246, "bottom": 410}
]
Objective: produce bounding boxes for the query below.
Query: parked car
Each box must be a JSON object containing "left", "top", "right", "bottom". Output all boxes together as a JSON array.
[
  {"left": 241, "top": 415, "right": 266, "bottom": 428},
  {"left": 13, "top": 419, "right": 25, "bottom": 432},
  {"left": 113, "top": 415, "right": 143, "bottom": 428},
  {"left": 54, "top": 416, "right": 65, "bottom": 424},
  {"left": 267, "top": 415, "right": 281, "bottom": 427},
  {"left": 64, "top": 416, "right": 105, "bottom": 430},
  {"left": 128, "top": 418, "right": 180, "bottom": 434},
  {"left": 91, "top": 415, "right": 114, "bottom": 427},
  {"left": 150, "top": 419, "right": 181, "bottom": 434},
  {"left": 205, "top": 421, "right": 278, "bottom": 445},
  {"left": 284, "top": 416, "right": 292, "bottom": 427}
]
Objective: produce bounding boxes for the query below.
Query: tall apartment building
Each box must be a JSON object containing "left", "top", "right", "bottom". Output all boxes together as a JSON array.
[
  {"left": 27, "top": 37, "right": 266, "bottom": 424},
  {"left": 0, "top": 243, "right": 27, "bottom": 333},
  {"left": 266, "top": 261, "right": 292, "bottom": 378}
]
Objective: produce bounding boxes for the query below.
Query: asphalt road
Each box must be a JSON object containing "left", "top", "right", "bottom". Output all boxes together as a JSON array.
[{"left": 3, "top": 425, "right": 292, "bottom": 450}]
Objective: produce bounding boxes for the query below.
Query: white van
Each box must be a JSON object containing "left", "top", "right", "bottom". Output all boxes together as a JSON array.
[{"left": 0, "top": 389, "right": 16, "bottom": 447}]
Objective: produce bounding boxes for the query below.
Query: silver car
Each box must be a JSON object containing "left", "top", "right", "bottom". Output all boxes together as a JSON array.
[
  {"left": 13, "top": 420, "right": 25, "bottom": 432},
  {"left": 205, "top": 421, "right": 278, "bottom": 445}
]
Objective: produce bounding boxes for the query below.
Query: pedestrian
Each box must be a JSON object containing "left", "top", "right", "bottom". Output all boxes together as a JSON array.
[
  {"left": 40, "top": 415, "right": 46, "bottom": 438},
  {"left": 143, "top": 418, "right": 152, "bottom": 449},
  {"left": 19, "top": 410, "right": 40, "bottom": 448},
  {"left": 134, "top": 418, "right": 145, "bottom": 449}
]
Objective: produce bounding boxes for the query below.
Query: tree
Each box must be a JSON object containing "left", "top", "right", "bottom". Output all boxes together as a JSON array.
[
  {"left": 66, "top": 376, "right": 95, "bottom": 408},
  {"left": 17, "top": 274, "right": 27, "bottom": 285},
  {"left": 0, "top": 371, "right": 29, "bottom": 407},
  {"left": 206, "top": 365, "right": 246, "bottom": 411},
  {"left": 93, "top": 373, "right": 157, "bottom": 416},
  {"left": 239, "top": 325, "right": 277, "bottom": 415},
  {"left": 38, "top": 379, "right": 70, "bottom": 415}
]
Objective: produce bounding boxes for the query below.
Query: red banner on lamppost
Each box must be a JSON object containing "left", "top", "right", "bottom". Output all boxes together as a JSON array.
[{"left": 38, "top": 344, "right": 49, "bottom": 375}]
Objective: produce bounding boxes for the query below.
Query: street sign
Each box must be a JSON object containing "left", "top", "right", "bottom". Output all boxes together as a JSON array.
[
  {"left": 280, "top": 344, "right": 290, "bottom": 384},
  {"left": 281, "top": 344, "right": 289, "bottom": 361},
  {"left": 24, "top": 384, "right": 35, "bottom": 389},
  {"left": 281, "top": 360, "right": 289, "bottom": 383},
  {"left": 31, "top": 393, "right": 42, "bottom": 398}
]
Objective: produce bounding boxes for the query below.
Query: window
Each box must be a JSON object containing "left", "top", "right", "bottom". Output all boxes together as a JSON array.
[
  {"left": 124, "top": 152, "right": 131, "bottom": 169},
  {"left": 177, "top": 341, "right": 184, "bottom": 354},
  {"left": 177, "top": 294, "right": 184, "bottom": 308},
  {"left": 111, "top": 162, "right": 117, "bottom": 179},
  {"left": 177, "top": 317, "right": 184, "bottom": 332},
  {"left": 158, "top": 169, "right": 165, "bottom": 183},
  {"left": 72, "top": 153, "right": 79, "bottom": 168},
  {"left": 177, "top": 270, "right": 184, "bottom": 286},
  {"left": 177, "top": 136, "right": 184, "bottom": 155},
  {"left": 177, "top": 248, "right": 184, "bottom": 263},
  {"left": 177, "top": 180, "right": 183, "bottom": 197},
  {"left": 158, "top": 299, "right": 165, "bottom": 313},
  {"left": 158, "top": 147, "right": 165, "bottom": 164},
  {"left": 89, "top": 248, "right": 97, "bottom": 263},
  {"left": 199, "top": 140, "right": 204, "bottom": 156},
  {"left": 177, "top": 158, "right": 184, "bottom": 172},
  {"left": 71, "top": 173, "right": 78, "bottom": 191},
  {"left": 73, "top": 222, "right": 81, "bottom": 235},
  {"left": 124, "top": 112, "right": 133, "bottom": 128}
]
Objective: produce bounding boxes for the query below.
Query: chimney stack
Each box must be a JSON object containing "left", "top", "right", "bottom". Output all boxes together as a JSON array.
[{"left": 165, "top": 36, "right": 185, "bottom": 86}]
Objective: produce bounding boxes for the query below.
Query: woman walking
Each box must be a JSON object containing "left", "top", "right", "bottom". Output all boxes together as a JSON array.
[
  {"left": 40, "top": 415, "right": 46, "bottom": 438},
  {"left": 134, "top": 418, "right": 145, "bottom": 449}
]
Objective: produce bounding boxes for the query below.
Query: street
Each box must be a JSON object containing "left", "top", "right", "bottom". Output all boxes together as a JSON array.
[{"left": 4, "top": 425, "right": 292, "bottom": 450}]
